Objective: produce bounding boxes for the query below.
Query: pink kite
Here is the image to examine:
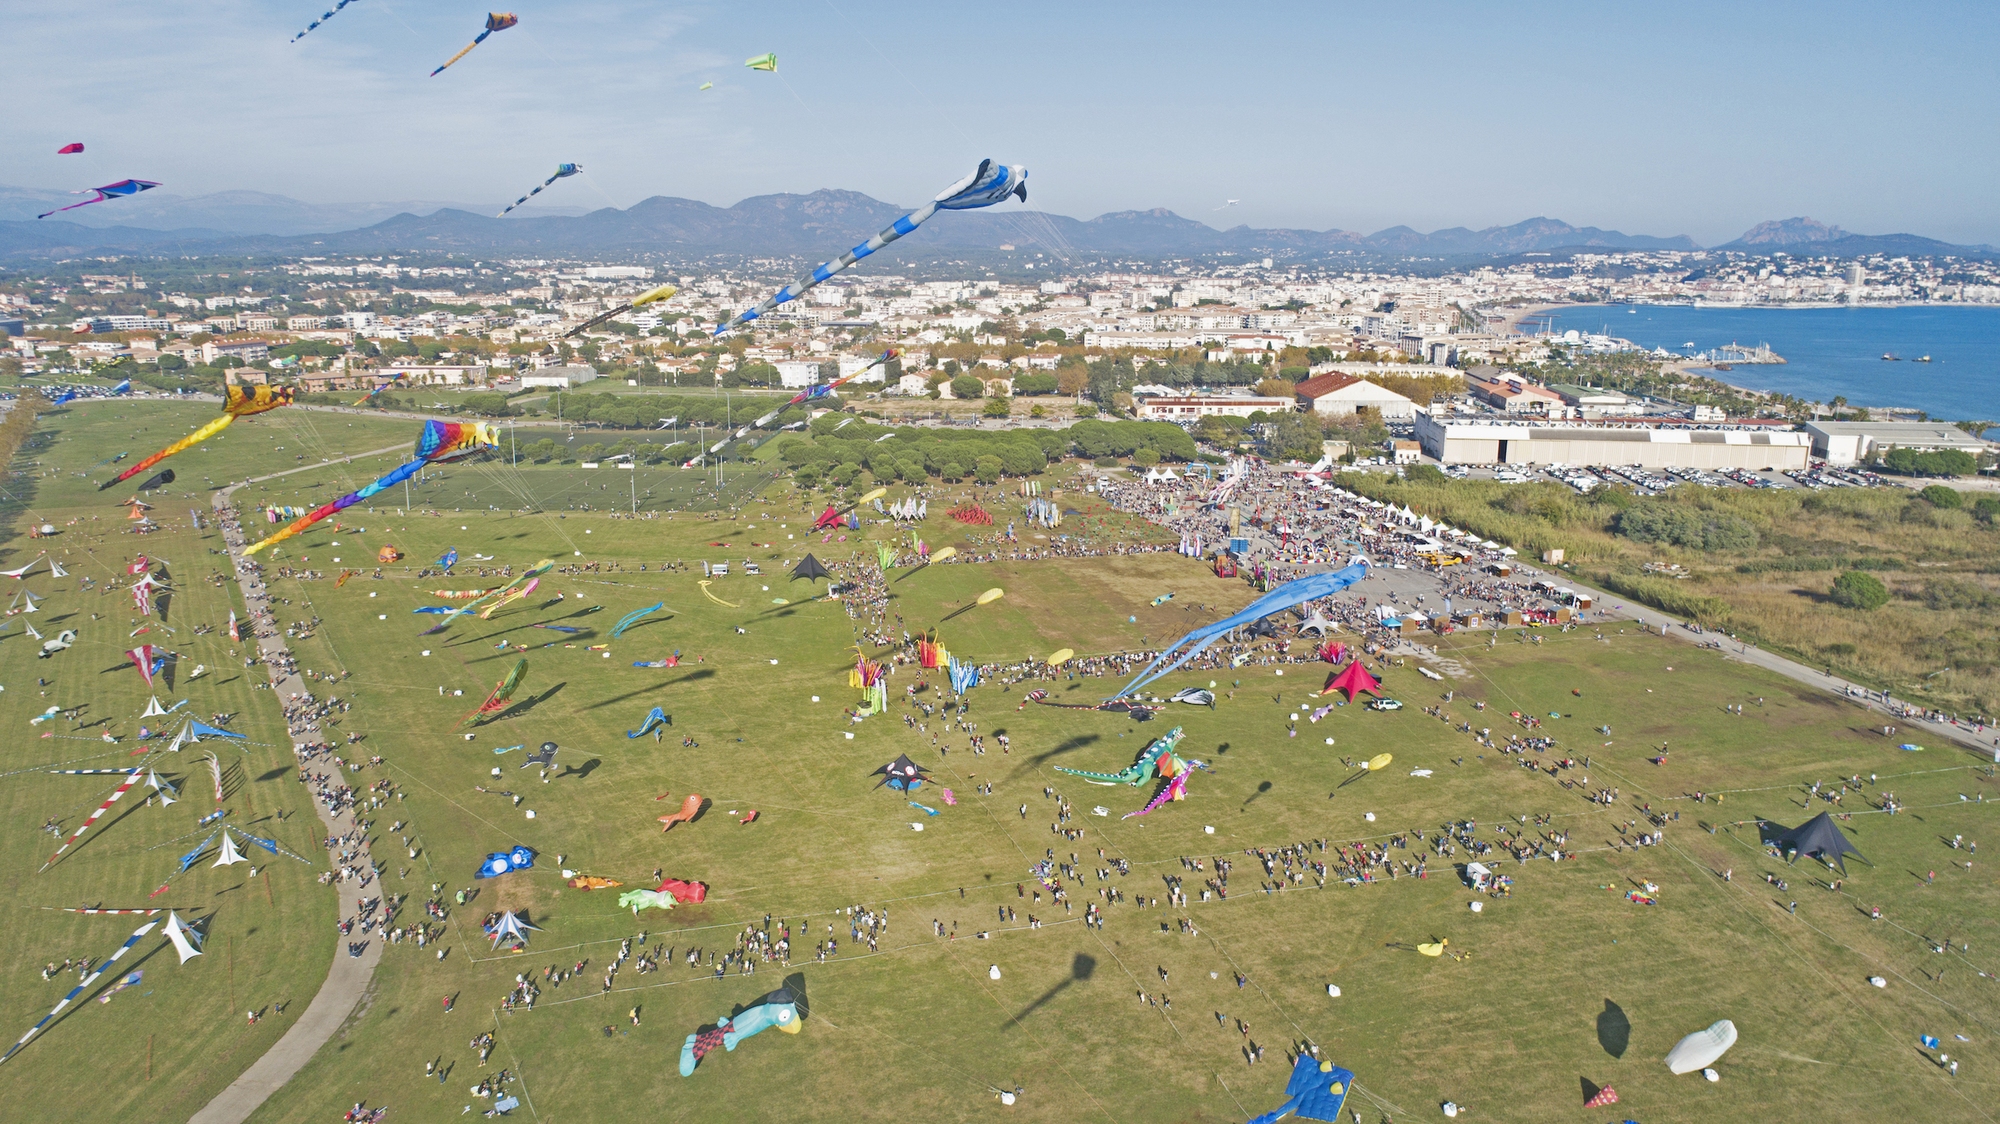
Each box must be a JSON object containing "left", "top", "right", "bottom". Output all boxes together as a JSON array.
[
  {"left": 37, "top": 179, "right": 159, "bottom": 220},
  {"left": 1122, "top": 772, "right": 1188, "bottom": 819}
]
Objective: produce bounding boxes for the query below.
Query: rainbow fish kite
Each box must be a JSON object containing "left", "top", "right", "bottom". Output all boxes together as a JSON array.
[
  {"left": 102, "top": 385, "right": 293, "bottom": 491},
  {"left": 242, "top": 420, "right": 498, "bottom": 555},
  {"left": 499, "top": 164, "right": 581, "bottom": 216},
  {"left": 38, "top": 179, "right": 160, "bottom": 220},
  {"left": 714, "top": 160, "right": 1026, "bottom": 336},
  {"left": 432, "top": 12, "right": 517, "bottom": 76}
]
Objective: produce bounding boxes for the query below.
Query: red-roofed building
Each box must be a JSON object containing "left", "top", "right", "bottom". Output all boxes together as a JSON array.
[
  {"left": 1466, "top": 371, "right": 1569, "bottom": 417},
  {"left": 1292, "top": 372, "right": 1418, "bottom": 419}
]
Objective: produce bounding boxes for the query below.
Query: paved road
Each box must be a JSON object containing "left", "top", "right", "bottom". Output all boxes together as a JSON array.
[{"left": 188, "top": 484, "right": 385, "bottom": 1124}]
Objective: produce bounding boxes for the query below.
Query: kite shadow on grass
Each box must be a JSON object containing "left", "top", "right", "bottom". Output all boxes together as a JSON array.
[
  {"left": 1010, "top": 735, "right": 1101, "bottom": 778},
  {"left": 1243, "top": 780, "right": 1273, "bottom": 808},
  {"left": 1005, "top": 953, "right": 1094, "bottom": 1029},
  {"left": 490, "top": 682, "right": 565, "bottom": 723},
  {"left": 26, "top": 940, "right": 174, "bottom": 1059},
  {"left": 50, "top": 794, "right": 152, "bottom": 867},
  {"left": 556, "top": 758, "right": 601, "bottom": 781},
  {"left": 1597, "top": 999, "right": 1629, "bottom": 1058},
  {"left": 581, "top": 669, "right": 715, "bottom": 713}
]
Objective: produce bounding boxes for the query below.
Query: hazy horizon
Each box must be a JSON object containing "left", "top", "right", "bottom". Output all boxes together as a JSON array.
[{"left": 7, "top": 1, "right": 1999, "bottom": 245}]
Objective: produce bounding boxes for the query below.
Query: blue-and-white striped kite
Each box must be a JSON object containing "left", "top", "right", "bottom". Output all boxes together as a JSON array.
[
  {"left": 499, "top": 164, "right": 581, "bottom": 217},
  {"left": 714, "top": 159, "right": 1027, "bottom": 336},
  {"left": 1109, "top": 561, "right": 1371, "bottom": 699},
  {"left": 291, "top": 0, "right": 359, "bottom": 42}
]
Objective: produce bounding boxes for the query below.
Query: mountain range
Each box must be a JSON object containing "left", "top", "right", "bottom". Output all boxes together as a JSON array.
[{"left": 0, "top": 185, "right": 1989, "bottom": 264}]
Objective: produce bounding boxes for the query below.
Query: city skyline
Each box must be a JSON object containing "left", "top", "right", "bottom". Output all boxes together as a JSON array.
[{"left": 8, "top": 1, "right": 2000, "bottom": 246}]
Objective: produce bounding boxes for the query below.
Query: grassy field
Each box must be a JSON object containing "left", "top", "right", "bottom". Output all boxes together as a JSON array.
[
  {"left": 1334, "top": 472, "right": 2000, "bottom": 717},
  {"left": 0, "top": 400, "right": 1995, "bottom": 1123}
]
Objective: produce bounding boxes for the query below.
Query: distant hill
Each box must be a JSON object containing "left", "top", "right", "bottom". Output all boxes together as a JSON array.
[
  {"left": 1716, "top": 215, "right": 1995, "bottom": 257},
  {"left": 0, "top": 186, "right": 1987, "bottom": 263}
]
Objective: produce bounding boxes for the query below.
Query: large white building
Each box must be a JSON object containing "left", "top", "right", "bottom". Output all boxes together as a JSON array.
[
  {"left": 520, "top": 364, "right": 598, "bottom": 389},
  {"left": 1801, "top": 420, "right": 1993, "bottom": 466},
  {"left": 1416, "top": 415, "right": 1811, "bottom": 470},
  {"left": 774, "top": 360, "right": 822, "bottom": 389}
]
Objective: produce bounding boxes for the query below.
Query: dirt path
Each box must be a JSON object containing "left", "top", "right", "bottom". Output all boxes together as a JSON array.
[{"left": 188, "top": 485, "right": 386, "bottom": 1124}]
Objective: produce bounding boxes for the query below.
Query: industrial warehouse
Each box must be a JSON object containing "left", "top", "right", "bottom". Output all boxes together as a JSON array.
[{"left": 1414, "top": 414, "right": 1814, "bottom": 470}]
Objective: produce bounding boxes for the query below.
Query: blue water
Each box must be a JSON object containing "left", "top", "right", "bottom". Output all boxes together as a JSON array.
[{"left": 1539, "top": 305, "right": 2000, "bottom": 423}]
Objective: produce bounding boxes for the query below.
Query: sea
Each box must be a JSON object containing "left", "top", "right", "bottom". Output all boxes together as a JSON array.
[{"left": 1537, "top": 304, "right": 2000, "bottom": 426}]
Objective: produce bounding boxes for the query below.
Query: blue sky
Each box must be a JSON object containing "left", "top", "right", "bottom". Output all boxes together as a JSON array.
[{"left": 6, "top": 1, "right": 1997, "bottom": 245}]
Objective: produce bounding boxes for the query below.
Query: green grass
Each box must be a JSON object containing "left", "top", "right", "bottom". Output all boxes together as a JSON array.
[{"left": 1, "top": 400, "right": 1995, "bottom": 1123}]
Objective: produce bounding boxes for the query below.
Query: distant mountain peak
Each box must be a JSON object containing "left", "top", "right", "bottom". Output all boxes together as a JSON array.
[{"left": 1734, "top": 217, "right": 1848, "bottom": 245}]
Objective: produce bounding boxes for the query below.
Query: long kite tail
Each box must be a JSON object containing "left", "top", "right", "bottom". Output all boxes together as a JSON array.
[
  {"left": 102, "top": 414, "right": 235, "bottom": 489},
  {"left": 563, "top": 283, "right": 677, "bottom": 339},
  {"left": 37, "top": 195, "right": 107, "bottom": 220},
  {"left": 40, "top": 769, "right": 144, "bottom": 871},
  {"left": 498, "top": 172, "right": 559, "bottom": 217},
  {"left": 1053, "top": 765, "right": 1145, "bottom": 786},
  {"left": 242, "top": 457, "right": 424, "bottom": 555},
  {"left": 714, "top": 202, "right": 940, "bottom": 336},
  {"left": 1121, "top": 773, "right": 1188, "bottom": 820},
  {"left": 0, "top": 920, "right": 157, "bottom": 1064},
  {"left": 477, "top": 577, "right": 537, "bottom": 619},
  {"left": 421, "top": 560, "right": 554, "bottom": 636},
  {"left": 610, "top": 602, "right": 664, "bottom": 639},
  {"left": 430, "top": 27, "right": 492, "bottom": 76}
]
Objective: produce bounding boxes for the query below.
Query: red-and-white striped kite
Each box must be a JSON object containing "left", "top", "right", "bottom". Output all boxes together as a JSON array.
[{"left": 40, "top": 769, "right": 144, "bottom": 871}]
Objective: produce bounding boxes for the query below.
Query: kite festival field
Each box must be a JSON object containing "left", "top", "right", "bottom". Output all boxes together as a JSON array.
[{"left": 0, "top": 400, "right": 1994, "bottom": 1123}]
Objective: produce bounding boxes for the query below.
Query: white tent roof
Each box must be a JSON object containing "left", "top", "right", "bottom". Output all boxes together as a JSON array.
[
  {"left": 489, "top": 909, "right": 543, "bottom": 948},
  {"left": 164, "top": 911, "right": 203, "bottom": 964},
  {"left": 213, "top": 833, "right": 246, "bottom": 867}
]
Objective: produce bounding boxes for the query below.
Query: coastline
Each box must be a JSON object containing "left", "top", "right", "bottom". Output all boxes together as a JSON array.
[{"left": 1526, "top": 302, "right": 2000, "bottom": 421}]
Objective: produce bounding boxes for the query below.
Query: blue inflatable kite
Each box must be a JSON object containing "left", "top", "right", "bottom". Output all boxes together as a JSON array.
[
  {"left": 1247, "top": 1055, "right": 1353, "bottom": 1124},
  {"left": 627, "top": 706, "right": 669, "bottom": 739},
  {"left": 1111, "top": 561, "right": 1369, "bottom": 699},
  {"left": 475, "top": 844, "right": 536, "bottom": 879}
]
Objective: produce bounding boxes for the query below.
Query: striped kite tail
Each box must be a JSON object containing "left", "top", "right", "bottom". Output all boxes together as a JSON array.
[{"left": 101, "top": 414, "right": 235, "bottom": 489}]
